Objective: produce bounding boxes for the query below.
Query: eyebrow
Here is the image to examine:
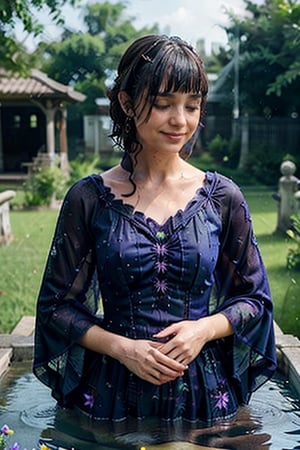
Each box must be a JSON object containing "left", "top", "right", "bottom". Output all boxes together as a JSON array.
[{"left": 157, "top": 92, "right": 202, "bottom": 99}]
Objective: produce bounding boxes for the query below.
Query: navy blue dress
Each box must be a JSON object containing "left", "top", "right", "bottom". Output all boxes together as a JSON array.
[{"left": 33, "top": 171, "right": 277, "bottom": 424}]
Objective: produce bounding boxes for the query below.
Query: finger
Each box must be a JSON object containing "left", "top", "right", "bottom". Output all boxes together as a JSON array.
[
  {"left": 156, "top": 337, "right": 184, "bottom": 358},
  {"left": 157, "top": 339, "right": 193, "bottom": 366},
  {"left": 153, "top": 324, "right": 179, "bottom": 338},
  {"left": 150, "top": 348, "right": 188, "bottom": 371},
  {"left": 164, "top": 349, "right": 190, "bottom": 366},
  {"left": 149, "top": 368, "right": 182, "bottom": 385},
  {"left": 144, "top": 349, "right": 185, "bottom": 382}
]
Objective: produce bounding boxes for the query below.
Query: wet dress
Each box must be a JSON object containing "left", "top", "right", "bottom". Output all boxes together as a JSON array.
[{"left": 33, "top": 171, "right": 277, "bottom": 424}]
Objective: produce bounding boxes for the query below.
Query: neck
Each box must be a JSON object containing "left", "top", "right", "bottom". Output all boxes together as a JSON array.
[{"left": 125, "top": 152, "right": 187, "bottom": 185}]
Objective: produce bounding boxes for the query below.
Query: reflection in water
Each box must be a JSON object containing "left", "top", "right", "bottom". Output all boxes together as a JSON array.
[
  {"left": 0, "top": 363, "right": 299, "bottom": 450},
  {"left": 39, "top": 405, "right": 271, "bottom": 449}
]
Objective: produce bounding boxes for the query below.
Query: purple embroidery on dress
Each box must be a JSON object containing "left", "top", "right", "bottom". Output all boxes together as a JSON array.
[
  {"left": 223, "top": 302, "right": 259, "bottom": 329},
  {"left": 211, "top": 381, "right": 230, "bottom": 411},
  {"left": 154, "top": 243, "right": 168, "bottom": 256},
  {"left": 154, "top": 279, "right": 168, "bottom": 294},
  {"left": 215, "top": 390, "right": 229, "bottom": 410},
  {"left": 84, "top": 393, "right": 94, "bottom": 409},
  {"left": 153, "top": 236, "right": 169, "bottom": 296},
  {"left": 155, "top": 260, "right": 168, "bottom": 273}
]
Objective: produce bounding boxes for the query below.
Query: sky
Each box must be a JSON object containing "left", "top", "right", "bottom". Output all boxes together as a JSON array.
[{"left": 18, "top": 0, "right": 265, "bottom": 54}]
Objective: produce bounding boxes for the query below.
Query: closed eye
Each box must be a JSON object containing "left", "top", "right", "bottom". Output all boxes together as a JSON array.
[
  {"left": 153, "top": 103, "right": 200, "bottom": 111},
  {"left": 153, "top": 103, "right": 170, "bottom": 110},
  {"left": 186, "top": 104, "right": 200, "bottom": 112}
]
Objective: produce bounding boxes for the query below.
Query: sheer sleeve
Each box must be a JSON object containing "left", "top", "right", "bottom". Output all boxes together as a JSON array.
[
  {"left": 212, "top": 178, "right": 277, "bottom": 402},
  {"left": 33, "top": 176, "right": 102, "bottom": 405}
]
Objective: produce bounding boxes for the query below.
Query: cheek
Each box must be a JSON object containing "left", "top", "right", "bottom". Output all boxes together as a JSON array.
[
  {"left": 134, "top": 111, "right": 161, "bottom": 132},
  {"left": 135, "top": 123, "right": 153, "bottom": 145},
  {"left": 191, "top": 113, "right": 201, "bottom": 132},
  {"left": 189, "top": 117, "right": 200, "bottom": 134}
]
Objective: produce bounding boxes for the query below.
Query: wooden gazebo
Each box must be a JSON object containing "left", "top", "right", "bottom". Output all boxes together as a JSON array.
[{"left": 0, "top": 69, "right": 86, "bottom": 175}]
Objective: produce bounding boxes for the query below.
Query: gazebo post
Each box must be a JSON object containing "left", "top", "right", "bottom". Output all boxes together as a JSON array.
[
  {"left": 59, "top": 106, "right": 70, "bottom": 174},
  {"left": 45, "top": 100, "right": 56, "bottom": 166},
  {"left": 0, "top": 107, "right": 3, "bottom": 172}
]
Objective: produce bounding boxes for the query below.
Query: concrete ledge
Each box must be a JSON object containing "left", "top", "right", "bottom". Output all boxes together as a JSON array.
[
  {"left": 275, "top": 330, "right": 300, "bottom": 347},
  {"left": 12, "top": 335, "right": 34, "bottom": 361},
  {"left": 11, "top": 315, "right": 35, "bottom": 336},
  {"left": 275, "top": 324, "right": 300, "bottom": 395},
  {"left": 280, "top": 347, "right": 300, "bottom": 395},
  {"left": 0, "top": 334, "right": 34, "bottom": 348},
  {"left": 0, "top": 348, "right": 13, "bottom": 378},
  {"left": 0, "top": 316, "right": 35, "bottom": 378}
]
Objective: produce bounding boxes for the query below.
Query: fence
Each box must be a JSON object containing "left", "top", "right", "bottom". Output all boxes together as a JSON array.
[{"left": 203, "top": 116, "right": 300, "bottom": 159}]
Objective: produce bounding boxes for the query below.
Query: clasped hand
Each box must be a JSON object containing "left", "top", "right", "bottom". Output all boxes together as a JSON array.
[{"left": 120, "top": 320, "right": 209, "bottom": 386}]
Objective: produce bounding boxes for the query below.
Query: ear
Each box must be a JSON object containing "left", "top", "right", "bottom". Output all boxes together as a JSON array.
[{"left": 118, "top": 91, "right": 134, "bottom": 116}]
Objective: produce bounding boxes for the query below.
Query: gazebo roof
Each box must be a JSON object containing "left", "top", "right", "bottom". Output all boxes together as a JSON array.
[{"left": 0, "top": 69, "right": 86, "bottom": 103}]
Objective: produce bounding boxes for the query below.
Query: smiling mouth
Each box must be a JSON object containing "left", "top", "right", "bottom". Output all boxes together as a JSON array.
[{"left": 163, "top": 132, "right": 186, "bottom": 139}]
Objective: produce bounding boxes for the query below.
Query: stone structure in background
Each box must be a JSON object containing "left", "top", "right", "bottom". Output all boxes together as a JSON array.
[
  {"left": 274, "top": 160, "right": 300, "bottom": 233},
  {"left": 0, "top": 190, "right": 16, "bottom": 246}
]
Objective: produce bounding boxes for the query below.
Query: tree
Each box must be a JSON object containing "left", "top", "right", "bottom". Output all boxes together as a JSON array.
[
  {"left": 224, "top": 0, "right": 300, "bottom": 117},
  {"left": 0, "top": 0, "right": 76, "bottom": 71},
  {"left": 41, "top": 33, "right": 106, "bottom": 85},
  {"left": 38, "top": 1, "right": 158, "bottom": 114}
]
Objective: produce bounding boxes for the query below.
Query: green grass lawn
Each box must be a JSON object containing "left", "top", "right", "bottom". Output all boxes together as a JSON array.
[
  {"left": 0, "top": 187, "right": 299, "bottom": 335},
  {"left": 0, "top": 209, "right": 59, "bottom": 333},
  {"left": 245, "top": 188, "right": 300, "bottom": 336}
]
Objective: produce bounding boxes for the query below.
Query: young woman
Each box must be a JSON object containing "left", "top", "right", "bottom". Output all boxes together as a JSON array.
[{"left": 33, "top": 34, "right": 277, "bottom": 425}]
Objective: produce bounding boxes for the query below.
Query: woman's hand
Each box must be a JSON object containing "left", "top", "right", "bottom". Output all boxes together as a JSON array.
[
  {"left": 117, "top": 338, "right": 188, "bottom": 385},
  {"left": 79, "top": 314, "right": 232, "bottom": 385},
  {"left": 79, "top": 325, "right": 187, "bottom": 385},
  {"left": 154, "top": 314, "right": 233, "bottom": 366},
  {"left": 153, "top": 320, "right": 208, "bottom": 366}
]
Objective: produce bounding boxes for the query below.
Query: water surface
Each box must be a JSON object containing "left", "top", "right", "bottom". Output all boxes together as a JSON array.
[{"left": 0, "top": 362, "right": 299, "bottom": 449}]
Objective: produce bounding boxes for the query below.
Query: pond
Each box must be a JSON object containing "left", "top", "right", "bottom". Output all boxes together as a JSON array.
[{"left": 0, "top": 362, "right": 299, "bottom": 450}]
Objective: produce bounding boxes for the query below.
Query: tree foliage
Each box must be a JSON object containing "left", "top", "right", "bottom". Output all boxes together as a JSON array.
[
  {"left": 38, "top": 1, "right": 158, "bottom": 114},
  {"left": 0, "top": 0, "right": 76, "bottom": 71},
  {"left": 225, "top": 0, "right": 300, "bottom": 117},
  {"left": 41, "top": 34, "right": 106, "bottom": 85}
]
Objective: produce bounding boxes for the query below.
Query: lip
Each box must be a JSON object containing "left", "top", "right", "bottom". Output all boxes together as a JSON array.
[{"left": 162, "top": 132, "right": 186, "bottom": 141}]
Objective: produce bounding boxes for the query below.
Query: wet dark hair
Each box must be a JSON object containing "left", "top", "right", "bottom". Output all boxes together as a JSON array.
[{"left": 107, "top": 34, "right": 209, "bottom": 193}]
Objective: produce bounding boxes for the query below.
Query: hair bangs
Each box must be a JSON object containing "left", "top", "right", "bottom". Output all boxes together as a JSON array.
[
  {"left": 148, "top": 45, "right": 206, "bottom": 97},
  {"left": 109, "top": 35, "right": 209, "bottom": 156}
]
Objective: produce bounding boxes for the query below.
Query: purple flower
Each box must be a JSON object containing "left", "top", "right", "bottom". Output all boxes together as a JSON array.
[
  {"left": 83, "top": 393, "right": 94, "bottom": 409},
  {"left": 1, "top": 425, "right": 13, "bottom": 436},
  {"left": 10, "top": 443, "right": 20, "bottom": 450},
  {"left": 154, "top": 279, "right": 168, "bottom": 294},
  {"left": 215, "top": 390, "right": 229, "bottom": 410}
]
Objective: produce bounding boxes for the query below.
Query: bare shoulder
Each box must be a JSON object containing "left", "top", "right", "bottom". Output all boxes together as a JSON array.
[
  {"left": 101, "top": 165, "right": 122, "bottom": 183},
  {"left": 182, "top": 161, "right": 206, "bottom": 186},
  {"left": 101, "top": 165, "right": 131, "bottom": 197}
]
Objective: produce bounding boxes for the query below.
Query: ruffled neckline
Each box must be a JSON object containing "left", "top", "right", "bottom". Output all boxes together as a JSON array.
[{"left": 93, "top": 170, "right": 216, "bottom": 230}]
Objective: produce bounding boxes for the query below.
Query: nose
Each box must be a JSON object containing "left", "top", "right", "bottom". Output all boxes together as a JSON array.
[{"left": 169, "top": 106, "right": 186, "bottom": 127}]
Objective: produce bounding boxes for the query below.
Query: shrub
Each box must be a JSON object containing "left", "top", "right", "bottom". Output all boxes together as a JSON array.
[
  {"left": 286, "top": 215, "right": 300, "bottom": 270},
  {"left": 68, "top": 154, "right": 102, "bottom": 185},
  {"left": 206, "top": 135, "right": 240, "bottom": 169},
  {"left": 23, "top": 166, "right": 67, "bottom": 207},
  {"left": 207, "top": 134, "right": 228, "bottom": 162},
  {"left": 247, "top": 144, "right": 287, "bottom": 186},
  {"left": 279, "top": 277, "right": 300, "bottom": 338}
]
